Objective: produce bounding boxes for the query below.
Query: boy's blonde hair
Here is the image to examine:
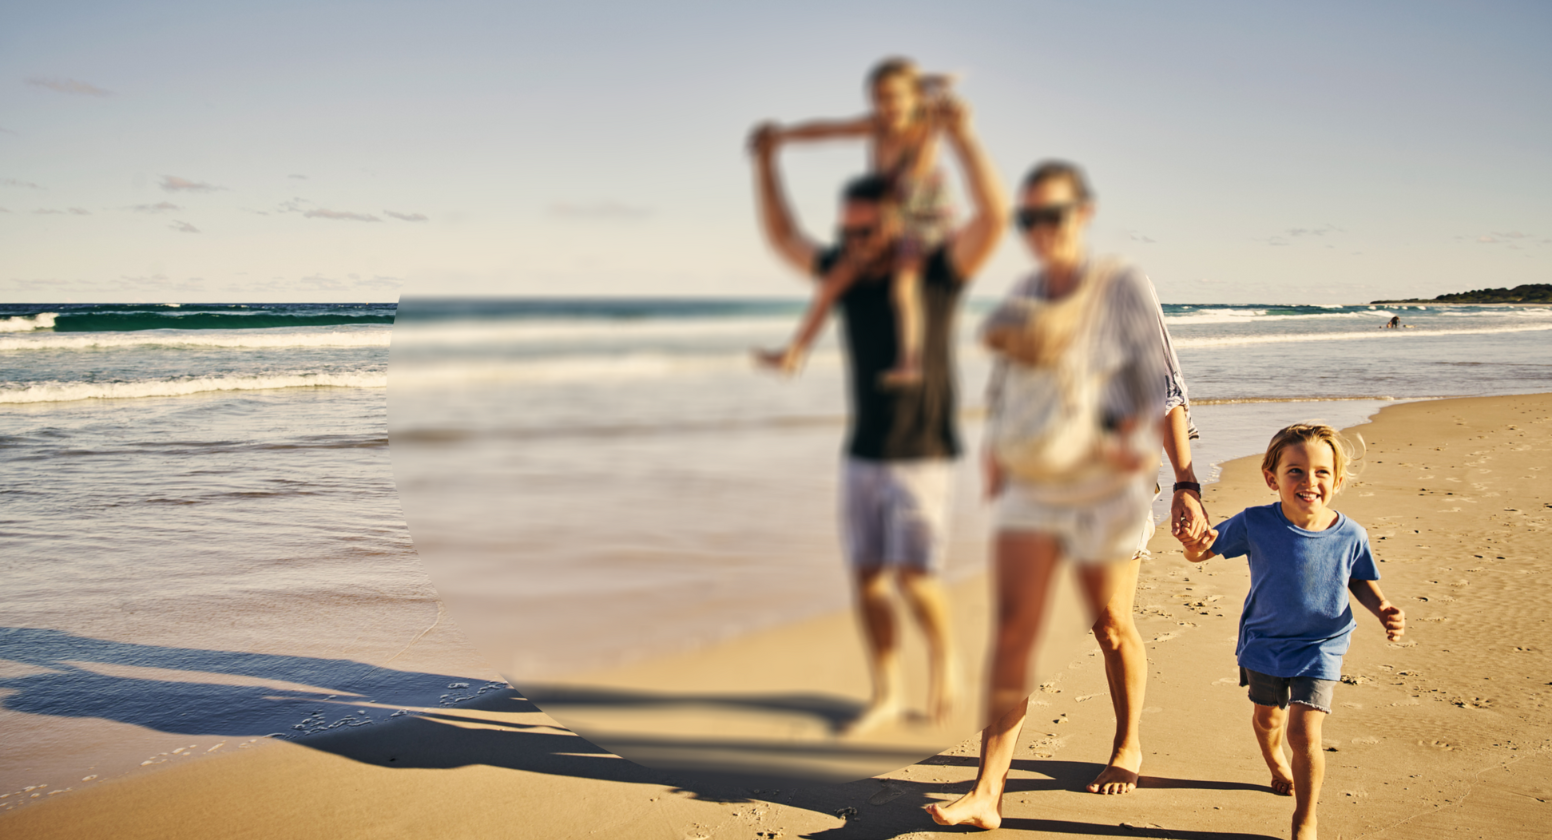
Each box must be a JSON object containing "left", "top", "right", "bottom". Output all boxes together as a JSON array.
[{"left": 1262, "top": 423, "right": 1352, "bottom": 484}]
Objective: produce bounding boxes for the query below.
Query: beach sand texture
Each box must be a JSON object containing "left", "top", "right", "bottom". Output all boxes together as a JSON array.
[{"left": 2, "top": 393, "right": 1548, "bottom": 839}]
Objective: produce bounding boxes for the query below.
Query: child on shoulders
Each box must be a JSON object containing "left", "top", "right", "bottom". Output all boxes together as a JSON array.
[{"left": 1177, "top": 423, "right": 1405, "bottom": 840}]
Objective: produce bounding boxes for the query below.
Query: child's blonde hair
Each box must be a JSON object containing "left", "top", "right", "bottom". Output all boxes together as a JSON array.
[
  {"left": 1261, "top": 423, "right": 1353, "bottom": 485},
  {"left": 867, "top": 56, "right": 922, "bottom": 92}
]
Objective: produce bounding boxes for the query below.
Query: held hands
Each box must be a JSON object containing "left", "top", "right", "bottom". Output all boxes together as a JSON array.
[
  {"left": 1171, "top": 489, "right": 1207, "bottom": 542},
  {"left": 1377, "top": 602, "right": 1406, "bottom": 642},
  {"left": 748, "top": 122, "right": 781, "bottom": 157},
  {"left": 1177, "top": 526, "right": 1218, "bottom": 563}
]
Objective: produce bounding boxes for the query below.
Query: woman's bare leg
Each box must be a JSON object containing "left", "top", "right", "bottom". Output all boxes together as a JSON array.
[{"left": 927, "top": 531, "right": 1061, "bottom": 830}]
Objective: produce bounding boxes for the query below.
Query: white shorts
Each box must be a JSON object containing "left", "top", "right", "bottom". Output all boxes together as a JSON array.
[
  {"left": 841, "top": 458, "right": 953, "bottom": 574},
  {"left": 995, "top": 477, "right": 1155, "bottom": 564}
]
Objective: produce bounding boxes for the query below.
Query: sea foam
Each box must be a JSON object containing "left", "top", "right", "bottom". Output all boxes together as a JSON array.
[{"left": 0, "top": 372, "right": 388, "bottom": 404}]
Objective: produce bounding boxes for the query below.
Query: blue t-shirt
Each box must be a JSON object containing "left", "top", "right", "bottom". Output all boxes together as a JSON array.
[{"left": 1212, "top": 503, "right": 1380, "bottom": 681}]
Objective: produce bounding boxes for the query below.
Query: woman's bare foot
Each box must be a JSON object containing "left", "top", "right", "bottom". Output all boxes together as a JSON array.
[
  {"left": 752, "top": 346, "right": 803, "bottom": 376},
  {"left": 926, "top": 789, "right": 1002, "bottom": 831},
  {"left": 1268, "top": 761, "right": 1296, "bottom": 796},
  {"left": 1087, "top": 746, "right": 1142, "bottom": 794}
]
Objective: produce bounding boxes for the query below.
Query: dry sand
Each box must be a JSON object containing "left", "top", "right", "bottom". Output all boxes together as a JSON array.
[{"left": 3, "top": 393, "right": 1549, "bottom": 839}]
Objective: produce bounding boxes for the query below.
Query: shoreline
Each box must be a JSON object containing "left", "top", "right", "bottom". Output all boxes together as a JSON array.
[{"left": 4, "top": 393, "right": 1549, "bottom": 838}]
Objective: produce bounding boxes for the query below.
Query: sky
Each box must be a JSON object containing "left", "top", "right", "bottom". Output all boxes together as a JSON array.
[{"left": 2, "top": 0, "right": 1549, "bottom": 305}]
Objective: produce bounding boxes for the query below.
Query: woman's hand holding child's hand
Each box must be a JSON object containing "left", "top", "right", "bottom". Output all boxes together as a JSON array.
[{"left": 1178, "top": 527, "right": 1218, "bottom": 563}]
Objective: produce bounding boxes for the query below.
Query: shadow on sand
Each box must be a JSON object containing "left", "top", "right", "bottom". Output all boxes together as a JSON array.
[{"left": 0, "top": 627, "right": 1278, "bottom": 839}]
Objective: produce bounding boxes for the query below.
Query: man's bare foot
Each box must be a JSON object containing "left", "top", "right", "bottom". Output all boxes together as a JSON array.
[
  {"left": 1087, "top": 746, "right": 1142, "bottom": 794},
  {"left": 1269, "top": 761, "right": 1295, "bottom": 796},
  {"left": 925, "top": 790, "right": 1001, "bottom": 831},
  {"left": 1292, "top": 817, "right": 1317, "bottom": 839},
  {"left": 752, "top": 346, "right": 802, "bottom": 376},
  {"left": 840, "top": 698, "right": 904, "bottom": 737},
  {"left": 926, "top": 660, "right": 960, "bottom": 727}
]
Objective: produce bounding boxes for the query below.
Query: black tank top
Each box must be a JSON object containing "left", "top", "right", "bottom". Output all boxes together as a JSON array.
[{"left": 819, "top": 244, "right": 965, "bottom": 461}]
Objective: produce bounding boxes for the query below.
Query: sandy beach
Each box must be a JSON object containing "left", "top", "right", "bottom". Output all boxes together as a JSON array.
[{"left": 3, "top": 392, "right": 1549, "bottom": 839}]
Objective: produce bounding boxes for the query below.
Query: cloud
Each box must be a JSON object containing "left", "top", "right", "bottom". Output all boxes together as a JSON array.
[
  {"left": 1477, "top": 235, "right": 1498, "bottom": 244},
  {"left": 288, "top": 174, "right": 307, "bottom": 180},
  {"left": 549, "top": 200, "right": 652, "bottom": 220},
  {"left": 130, "top": 201, "right": 182, "bottom": 213},
  {"left": 1287, "top": 224, "right": 1343, "bottom": 237},
  {"left": 0, "top": 207, "right": 10, "bottom": 213},
  {"left": 25, "top": 76, "right": 111, "bottom": 96},
  {"left": 300, "top": 274, "right": 347, "bottom": 290},
  {"left": 1127, "top": 231, "right": 1156, "bottom": 244},
  {"left": 160, "top": 175, "right": 225, "bottom": 193},
  {"left": 384, "top": 210, "right": 428, "bottom": 222},
  {"left": 303, "top": 208, "right": 381, "bottom": 222},
  {"left": 1266, "top": 236, "right": 1290, "bottom": 247},
  {"left": 3, "top": 178, "right": 43, "bottom": 189},
  {"left": 0, "top": 126, "right": 17, "bottom": 135},
  {"left": 356, "top": 276, "right": 404, "bottom": 290},
  {"left": 1493, "top": 231, "right": 1529, "bottom": 239},
  {"left": 33, "top": 207, "right": 90, "bottom": 215},
  {"left": 68, "top": 207, "right": 89, "bottom": 215},
  {"left": 169, "top": 220, "right": 199, "bottom": 233}
]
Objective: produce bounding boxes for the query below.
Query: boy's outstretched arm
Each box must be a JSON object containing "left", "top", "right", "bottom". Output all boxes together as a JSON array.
[
  {"left": 1349, "top": 579, "right": 1406, "bottom": 641},
  {"left": 772, "top": 115, "right": 875, "bottom": 144}
]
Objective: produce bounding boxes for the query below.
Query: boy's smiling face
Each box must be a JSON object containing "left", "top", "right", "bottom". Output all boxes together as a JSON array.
[{"left": 1263, "top": 439, "right": 1344, "bottom": 528}]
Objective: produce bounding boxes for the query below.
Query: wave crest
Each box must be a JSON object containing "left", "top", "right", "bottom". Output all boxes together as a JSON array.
[{"left": 0, "top": 372, "right": 388, "bottom": 404}]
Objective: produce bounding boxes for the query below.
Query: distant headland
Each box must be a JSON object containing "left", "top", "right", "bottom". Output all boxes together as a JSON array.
[{"left": 1372, "top": 284, "right": 1552, "bottom": 304}]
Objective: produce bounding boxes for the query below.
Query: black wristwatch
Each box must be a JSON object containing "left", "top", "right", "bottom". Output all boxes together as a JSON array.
[{"left": 1173, "top": 481, "right": 1202, "bottom": 494}]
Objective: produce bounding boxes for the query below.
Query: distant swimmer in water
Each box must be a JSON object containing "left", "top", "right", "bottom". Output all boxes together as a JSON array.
[{"left": 1382, "top": 315, "right": 1401, "bottom": 329}]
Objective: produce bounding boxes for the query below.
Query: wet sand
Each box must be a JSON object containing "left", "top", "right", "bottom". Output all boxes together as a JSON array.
[{"left": 4, "top": 393, "right": 1549, "bottom": 839}]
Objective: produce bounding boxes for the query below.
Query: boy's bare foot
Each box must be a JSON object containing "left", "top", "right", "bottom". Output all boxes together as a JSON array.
[
  {"left": 925, "top": 789, "right": 1001, "bottom": 831},
  {"left": 1293, "top": 816, "right": 1317, "bottom": 839},
  {"left": 752, "top": 346, "right": 802, "bottom": 376},
  {"left": 1087, "top": 746, "right": 1142, "bottom": 794},
  {"left": 1269, "top": 761, "right": 1296, "bottom": 796}
]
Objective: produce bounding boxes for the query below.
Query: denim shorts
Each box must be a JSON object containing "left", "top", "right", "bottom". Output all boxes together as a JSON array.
[{"left": 1240, "top": 667, "right": 1335, "bottom": 714}]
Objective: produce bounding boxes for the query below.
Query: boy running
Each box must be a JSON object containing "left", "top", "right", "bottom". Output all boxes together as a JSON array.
[{"left": 1179, "top": 423, "right": 1405, "bottom": 840}]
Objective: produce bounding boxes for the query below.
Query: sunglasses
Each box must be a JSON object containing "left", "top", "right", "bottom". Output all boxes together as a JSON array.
[
  {"left": 1014, "top": 203, "right": 1077, "bottom": 232},
  {"left": 839, "top": 224, "right": 880, "bottom": 242}
]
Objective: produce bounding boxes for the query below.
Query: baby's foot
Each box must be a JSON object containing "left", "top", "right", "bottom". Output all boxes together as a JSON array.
[
  {"left": 879, "top": 362, "right": 923, "bottom": 389},
  {"left": 752, "top": 346, "right": 803, "bottom": 377}
]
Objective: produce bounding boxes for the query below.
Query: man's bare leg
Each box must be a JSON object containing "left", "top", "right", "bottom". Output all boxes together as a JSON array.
[
  {"left": 843, "top": 566, "right": 903, "bottom": 734},
  {"left": 1286, "top": 704, "right": 1326, "bottom": 840},
  {"left": 897, "top": 567, "right": 959, "bottom": 725},
  {"left": 1087, "top": 553, "right": 1146, "bottom": 794},
  {"left": 1252, "top": 703, "right": 1296, "bottom": 796}
]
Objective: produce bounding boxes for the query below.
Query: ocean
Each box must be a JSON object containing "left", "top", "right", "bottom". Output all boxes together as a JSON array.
[{"left": 3, "top": 297, "right": 1552, "bottom": 800}]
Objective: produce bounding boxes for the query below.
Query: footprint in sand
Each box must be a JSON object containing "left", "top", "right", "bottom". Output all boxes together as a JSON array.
[
  {"left": 1213, "top": 677, "right": 1237, "bottom": 686},
  {"left": 868, "top": 783, "right": 906, "bottom": 805},
  {"left": 1150, "top": 632, "right": 1181, "bottom": 643},
  {"left": 1352, "top": 736, "right": 1380, "bottom": 745}
]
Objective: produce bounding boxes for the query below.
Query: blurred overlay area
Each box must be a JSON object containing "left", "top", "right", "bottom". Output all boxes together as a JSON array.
[{"left": 387, "top": 295, "right": 1094, "bottom": 783}]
